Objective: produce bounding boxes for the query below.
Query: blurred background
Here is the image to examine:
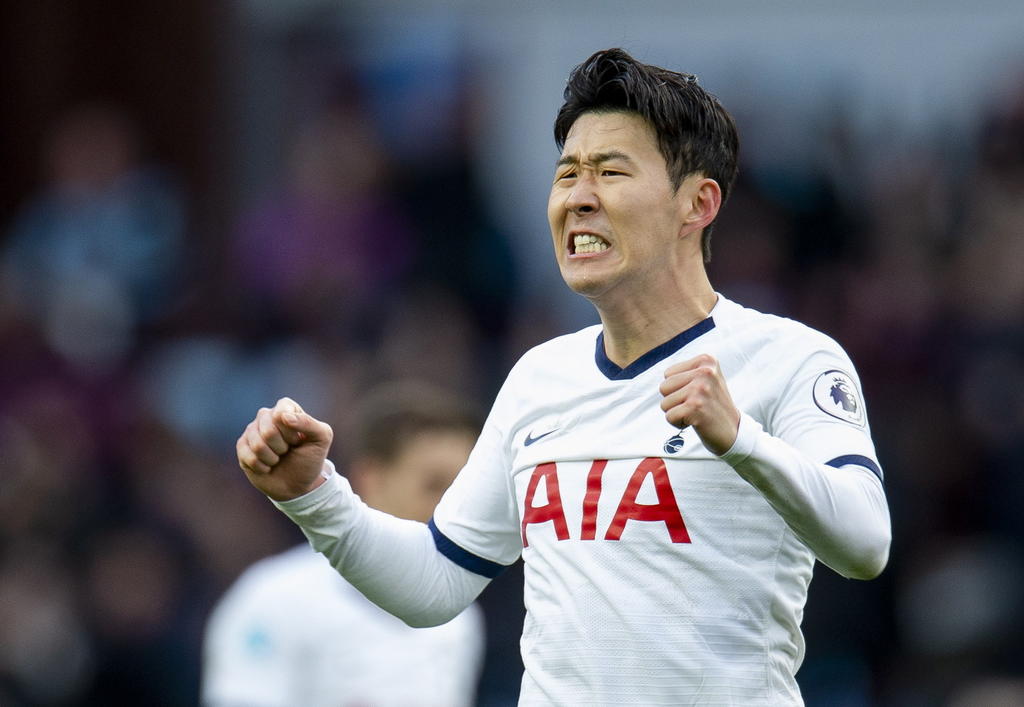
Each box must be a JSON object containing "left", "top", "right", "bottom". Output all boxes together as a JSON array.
[{"left": 2, "top": 1, "right": 1024, "bottom": 705}]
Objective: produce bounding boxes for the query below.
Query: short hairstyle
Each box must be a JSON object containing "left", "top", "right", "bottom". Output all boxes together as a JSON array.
[
  {"left": 352, "top": 381, "right": 482, "bottom": 465},
  {"left": 554, "top": 48, "right": 739, "bottom": 261}
]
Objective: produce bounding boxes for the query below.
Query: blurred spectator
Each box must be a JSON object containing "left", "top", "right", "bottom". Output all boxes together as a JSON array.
[
  {"left": 1, "top": 103, "right": 187, "bottom": 375},
  {"left": 135, "top": 334, "right": 348, "bottom": 454},
  {"left": 0, "top": 546, "right": 93, "bottom": 706},
  {"left": 228, "top": 98, "right": 416, "bottom": 342},
  {"left": 78, "top": 525, "right": 200, "bottom": 707},
  {"left": 391, "top": 78, "right": 519, "bottom": 346}
]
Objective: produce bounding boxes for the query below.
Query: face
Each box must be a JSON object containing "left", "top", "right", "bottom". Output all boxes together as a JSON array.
[
  {"left": 548, "top": 111, "right": 703, "bottom": 302},
  {"left": 362, "top": 430, "right": 475, "bottom": 523}
]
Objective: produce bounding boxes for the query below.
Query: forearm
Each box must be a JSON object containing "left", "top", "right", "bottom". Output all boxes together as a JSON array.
[
  {"left": 721, "top": 414, "right": 891, "bottom": 579},
  {"left": 273, "top": 465, "right": 490, "bottom": 627}
]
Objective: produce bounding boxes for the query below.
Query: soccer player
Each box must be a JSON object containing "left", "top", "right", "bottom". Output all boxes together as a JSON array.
[
  {"left": 207, "top": 382, "right": 485, "bottom": 707},
  {"left": 236, "top": 48, "right": 891, "bottom": 705}
]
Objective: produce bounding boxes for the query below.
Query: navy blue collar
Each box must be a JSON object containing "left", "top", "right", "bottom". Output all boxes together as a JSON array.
[{"left": 595, "top": 316, "right": 716, "bottom": 380}]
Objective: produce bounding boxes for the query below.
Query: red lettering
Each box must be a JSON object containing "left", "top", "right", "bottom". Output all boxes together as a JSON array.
[
  {"left": 605, "top": 458, "right": 691, "bottom": 543},
  {"left": 580, "top": 459, "right": 608, "bottom": 540},
  {"left": 521, "top": 463, "right": 569, "bottom": 547}
]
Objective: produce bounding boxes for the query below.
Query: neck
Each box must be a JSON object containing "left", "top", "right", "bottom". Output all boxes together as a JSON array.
[{"left": 596, "top": 270, "right": 717, "bottom": 368}]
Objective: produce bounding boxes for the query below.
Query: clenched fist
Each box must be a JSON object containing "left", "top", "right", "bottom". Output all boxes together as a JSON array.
[
  {"left": 659, "top": 354, "right": 741, "bottom": 456},
  {"left": 236, "top": 397, "right": 334, "bottom": 501}
]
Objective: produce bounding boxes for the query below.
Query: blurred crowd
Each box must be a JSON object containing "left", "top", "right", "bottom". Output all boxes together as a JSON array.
[{"left": 2, "top": 34, "right": 1024, "bottom": 707}]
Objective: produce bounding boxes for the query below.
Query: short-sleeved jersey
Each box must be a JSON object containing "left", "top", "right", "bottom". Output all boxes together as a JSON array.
[
  {"left": 431, "top": 294, "right": 882, "bottom": 706},
  {"left": 202, "top": 545, "right": 485, "bottom": 707}
]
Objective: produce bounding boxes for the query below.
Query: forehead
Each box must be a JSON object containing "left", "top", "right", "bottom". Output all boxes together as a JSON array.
[
  {"left": 560, "top": 111, "right": 660, "bottom": 158},
  {"left": 390, "top": 430, "right": 474, "bottom": 469}
]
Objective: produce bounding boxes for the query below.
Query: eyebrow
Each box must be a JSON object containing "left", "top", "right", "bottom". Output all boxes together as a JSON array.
[{"left": 555, "top": 150, "right": 635, "bottom": 168}]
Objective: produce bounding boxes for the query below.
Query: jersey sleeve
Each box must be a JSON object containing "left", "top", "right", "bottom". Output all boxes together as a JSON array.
[
  {"left": 274, "top": 471, "right": 491, "bottom": 628},
  {"left": 765, "top": 335, "right": 882, "bottom": 482},
  {"left": 431, "top": 366, "right": 525, "bottom": 571},
  {"left": 720, "top": 330, "right": 890, "bottom": 579}
]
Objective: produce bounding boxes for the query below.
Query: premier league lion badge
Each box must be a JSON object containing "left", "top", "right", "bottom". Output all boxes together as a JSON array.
[{"left": 812, "top": 369, "right": 866, "bottom": 426}]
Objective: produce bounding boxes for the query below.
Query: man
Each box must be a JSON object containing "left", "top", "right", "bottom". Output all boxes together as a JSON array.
[
  {"left": 237, "top": 48, "right": 891, "bottom": 705},
  {"left": 208, "top": 382, "right": 485, "bottom": 707}
]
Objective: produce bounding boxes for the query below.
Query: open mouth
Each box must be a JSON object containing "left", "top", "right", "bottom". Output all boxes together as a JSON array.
[{"left": 571, "top": 233, "right": 610, "bottom": 255}]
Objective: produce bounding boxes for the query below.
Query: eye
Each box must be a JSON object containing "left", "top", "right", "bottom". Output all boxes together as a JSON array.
[
  {"left": 601, "top": 169, "right": 624, "bottom": 177},
  {"left": 557, "top": 171, "right": 577, "bottom": 181}
]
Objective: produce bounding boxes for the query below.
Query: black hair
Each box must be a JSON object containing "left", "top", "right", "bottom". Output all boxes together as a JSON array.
[{"left": 554, "top": 48, "right": 739, "bottom": 261}]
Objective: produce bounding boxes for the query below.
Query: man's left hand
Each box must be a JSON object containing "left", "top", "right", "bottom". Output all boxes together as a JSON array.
[{"left": 659, "top": 354, "right": 741, "bottom": 456}]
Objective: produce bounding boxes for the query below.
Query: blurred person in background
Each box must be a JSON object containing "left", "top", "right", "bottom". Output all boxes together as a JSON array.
[
  {"left": 228, "top": 95, "right": 417, "bottom": 343},
  {"left": 203, "top": 381, "right": 486, "bottom": 707},
  {"left": 0, "top": 102, "right": 187, "bottom": 375},
  {"left": 236, "top": 48, "right": 890, "bottom": 706}
]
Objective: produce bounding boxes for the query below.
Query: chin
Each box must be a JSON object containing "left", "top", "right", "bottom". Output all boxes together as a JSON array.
[{"left": 562, "top": 272, "right": 609, "bottom": 300}]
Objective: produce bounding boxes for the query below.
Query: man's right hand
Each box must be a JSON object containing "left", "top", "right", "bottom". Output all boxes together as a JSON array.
[{"left": 236, "top": 397, "right": 334, "bottom": 501}]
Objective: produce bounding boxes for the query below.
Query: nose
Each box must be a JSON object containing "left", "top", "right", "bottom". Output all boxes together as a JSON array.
[{"left": 565, "top": 176, "right": 599, "bottom": 216}]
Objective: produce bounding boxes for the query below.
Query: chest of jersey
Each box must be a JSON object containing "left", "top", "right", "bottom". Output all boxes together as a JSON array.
[
  {"left": 451, "top": 309, "right": 848, "bottom": 705},
  {"left": 507, "top": 372, "right": 801, "bottom": 651},
  {"left": 508, "top": 364, "right": 782, "bottom": 559}
]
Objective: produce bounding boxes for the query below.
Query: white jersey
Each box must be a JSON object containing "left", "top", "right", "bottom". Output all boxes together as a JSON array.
[
  {"left": 201, "top": 544, "right": 485, "bottom": 707},
  {"left": 430, "top": 294, "right": 884, "bottom": 705}
]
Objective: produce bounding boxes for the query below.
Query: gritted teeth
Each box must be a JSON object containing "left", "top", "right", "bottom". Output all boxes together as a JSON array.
[{"left": 572, "top": 233, "right": 609, "bottom": 254}]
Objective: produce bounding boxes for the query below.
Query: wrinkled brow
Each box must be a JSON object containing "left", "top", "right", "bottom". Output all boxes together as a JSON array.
[{"left": 556, "top": 150, "right": 635, "bottom": 168}]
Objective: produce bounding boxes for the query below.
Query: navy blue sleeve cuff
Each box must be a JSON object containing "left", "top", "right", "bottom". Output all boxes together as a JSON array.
[
  {"left": 428, "top": 519, "right": 508, "bottom": 579},
  {"left": 826, "top": 454, "right": 884, "bottom": 484}
]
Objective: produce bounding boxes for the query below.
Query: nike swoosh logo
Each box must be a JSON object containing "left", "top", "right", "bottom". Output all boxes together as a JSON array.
[{"left": 524, "top": 428, "right": 558, "bottom": 446}]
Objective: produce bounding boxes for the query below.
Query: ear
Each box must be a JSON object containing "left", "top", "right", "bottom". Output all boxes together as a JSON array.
[{"left": 678, "top": 177, "right": 722, "bottom": 238}]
